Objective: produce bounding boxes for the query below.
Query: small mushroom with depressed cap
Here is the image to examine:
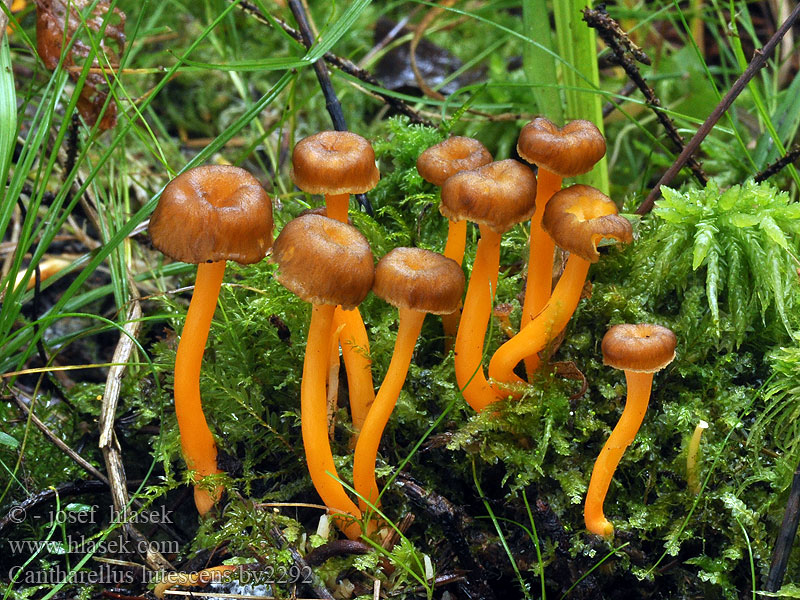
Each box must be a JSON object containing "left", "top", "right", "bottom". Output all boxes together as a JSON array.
[
  {"left": 584, "top": 323, "right": 677, "bottom": 538},
  {"left": 516, "top": 118, "right": 606, "bottom": 378},
  {"left": 489, "top": 184, "right": 633, "bottom": 392},
  {"left": 441, "top": 159, "right": 537, "bottom": 412},
  {"left": 292, "top": 131, "right": 380, "bottom": 436},
  {"left": 352, "top": 247, "right": 464, "bottom": 517},
  {"left": 417, "top": 136, "right": 492, "bottom": 345},
  {"left": 272, "top": 213, "right": 375, "bottom": 540},
  {"left": 149, "top": 164, "right": 273, "bottom": 516}
]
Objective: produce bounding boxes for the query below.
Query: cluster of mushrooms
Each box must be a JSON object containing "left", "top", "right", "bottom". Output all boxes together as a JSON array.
[{"left": 148, "top": 118, "right": 678, "bottom": 542}]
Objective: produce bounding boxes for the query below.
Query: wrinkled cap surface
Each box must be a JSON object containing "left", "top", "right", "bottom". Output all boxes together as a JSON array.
[
  {"left": 292, "top": 131, "right": 380, "bottom": 195},
  {"left": 417, "top": 136, "right": 492, "bottom": 187},
  {"left": 542, "top": 184, "right": 632, "bottom": 263},
  {"left": 149, "top": 165, "right": 273, "bottom": 264},
  {"left": 272, "top": 214, "right": 374, "bottom": 310},
  {"left": 373, "top": 247, "right": 465, "bottom": 315},
  {"left": 602, "top": 323, "right": 677, "bottom": 373},
  {"left": 517, "top": 118, "right": 606, "bottom": 177},
  {"left": 440, "top": 159, "right": 537, "bottom": 234}
]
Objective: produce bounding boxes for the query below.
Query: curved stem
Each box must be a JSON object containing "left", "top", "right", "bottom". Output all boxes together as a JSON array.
[
  {"left": 174, "top": 260, "right": 226, "bottom": 516},
  {"left": 335, "top": 306, "right": 375, "bottom": 433},
  {"left": 521, "top": 168, "right": 562, "bottom": 379},
  {"left": 488, "top": 255, "right": 590, "bottom": 395},
  {"left": 455, "top": 226, "right": 503, "bottom": 412},
  {"left": 353, "top": 308, "right": 425, "bottom": 512},
  {"left": 441, "top": 220, "right": 467, "bottom": 349},
  {"left": 302, "top": 303, "right": 362, "bottom": 539},
  {"left": 325, "top": 193, "right": 350, "bottom": 223},
  {"left": 584, "top": 371, "right": 653, "bottom": 538}
]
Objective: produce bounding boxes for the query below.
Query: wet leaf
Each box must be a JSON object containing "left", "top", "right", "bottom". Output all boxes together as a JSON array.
[{"left": 35, "top": 0, "right": 125, "bottom": 130}]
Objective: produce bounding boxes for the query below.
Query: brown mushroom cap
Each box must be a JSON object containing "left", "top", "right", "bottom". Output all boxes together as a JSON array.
[
  {"left": 602, "top": 323, "right": 677, "bottom": 373},
  {"left": 542, "top": 184, "right": 632, "bottom": 263},
  {"left": 517, "top": 118, "right": 606, "bottom": 178},
  {"left": 272, "top": 214, "right": 374, "bottom": 310},
  {"left": 440, "top": 159, "right": 537, "bottom": 234},
  {"left": 373, "top": 247, "right": 465, "bottom": 315},
  {"left": 417, "top": 137, "right": 493, "bottom": 187},
  {"left": 149, "top": 165, "right": 273, "bottom": 265},
  {"left": 292, "top": 131, "right": 380, "bottom": 195}
]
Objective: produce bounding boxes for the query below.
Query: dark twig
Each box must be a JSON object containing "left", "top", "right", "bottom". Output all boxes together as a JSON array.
[
  {"left": 755, "top": 145, "right": 800, "bottom": 183},
  {"left": 287, "top": 0, "right": 347, "bottom": 131},
  {"left": 233, "top": 0, "right": 433, "bottom": 127},
  {"left": 602, "top": 80, "right": 637, "bottom": 119},
  {"left": 287, "top": 0, "right": 372, "bottom": 216},
  {"left": 637, "top": 2, "right": 800, "bottom": 214},
  {"left": 766, "top": 462, "right": 800, "bottom": 592},
  {"left": 269, "top": 526, "right": 335, "bottom": 600},
  {"left": 304, "top": 539, "right": 370, "bottom": 566},
  {"left": 584, "top": 7, "right": 708, "bottom": 188}
]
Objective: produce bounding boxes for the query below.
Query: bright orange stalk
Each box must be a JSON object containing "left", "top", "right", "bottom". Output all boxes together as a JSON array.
[
  {"left": 584, "top": 370, "right": 653, "bottom": 538},
  {"left": 174, "top": 260, "right": 226, "bottom": 516},
  {"left": 520, "top": 168, "right": 562, "bottom": 376},
  {"left": 353, "top": 308, "right": 426, "bottom": 512},
  {"left": 302, "top": 304, "right": 363, "bottom": 540},
  {"left": 489, "top": 256, "right": 591, "bottom": 395},
  {"left": 454, "top": 226, "right": 504, "bottom": 411}
]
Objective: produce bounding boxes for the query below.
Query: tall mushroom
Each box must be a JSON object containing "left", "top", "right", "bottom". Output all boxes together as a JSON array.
[
  {"left": 584, "top": 323, "right": 677, "bottom": 538},
  {"left": 271, "top": 213, "right": 375, "bottom": 540},
  {"left": 489, "top": 185, "right": 632, "bottom": 396},
  {"left": 417, "top": 136, "right": 492, "bottom": 346},
  {"left": 516, "top": 118, "right": 606, "bottom": 376},
  {"left": 441, "top": 159, "right": 537, "bottom": 412},
  {"left": 353, "top": 247, "right": 464, "bottom": 512},
  {"left": 149, "top": 165, "right": 273, "bottom": 516},
  {"left": 292, "top": 131, "right": 380, "bottom": 433}
]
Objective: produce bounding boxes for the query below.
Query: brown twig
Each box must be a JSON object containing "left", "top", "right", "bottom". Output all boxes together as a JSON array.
[
  {"left": 232, "top": 0, "right": 432, "bottom": 127},
  {"left": 766, "top": 461, "right": 800, "bottom": 591},
  {"left": 637, "top": 2, "right": 800, "bottom": 214},
  {"left": 755, "top": 144, "right": 800, "bottom": 183},
  {"left": 583, "top": 6, "right": 708, "bottom": 188},
  {"left": 269, "top": 526, "right": 335, "bottom": 600}
]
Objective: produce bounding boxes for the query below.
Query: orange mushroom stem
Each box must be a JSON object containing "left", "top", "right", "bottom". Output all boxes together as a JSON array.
[
  {"left": 174, "top": 261, "right": 226, "bottom": 515},
  {"left": 584, "top": 324, "right": 677, "bottom": 538},
  {"left": 353, "top": 248, "right": 463, "bottom": 514},
  {"left": 292, "top": 131, "right": 380, "bottom": 436},
  {"left": 272, "top": 213, "right": 375, "bottom": 539},
  {"left": 440, "top": 160, "right": 537, "bottom": 412},
  {"left": 489, "top": 185, "right": 632, "bottom": 396},
  {"left": 149, "top": 165, "right": 273, "bottom": 516},
  {"left": 516, "top": 118, "right": 606, "bottom": 379}
]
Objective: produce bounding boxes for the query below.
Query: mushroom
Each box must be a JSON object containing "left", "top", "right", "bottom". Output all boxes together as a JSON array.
[
  {"left": 292, "top": 131, "right": 380, "bottom": 434},
  {"left": 149, "top": 165, "right": 273, "bottom": 515},
  {"left": 440, "top": 159, "right": 537, "bottom": 412},
  {"left": 488, "top": 185, "right": 632, "bottom": 395},
  {"left": 417, "top": 136, "right": 492, "bottom": 345},
  {"left": 353, "top": 247, "right": 464, "bottom": 513},
  {"left": 584, "top": 323, "right": 677, "bottom": 538},
  {"left": 271, "top": 213, "right": 375, "bottom": 540},
  {"left": 516, "top": 118, "right": 606, "bottom": 376}
]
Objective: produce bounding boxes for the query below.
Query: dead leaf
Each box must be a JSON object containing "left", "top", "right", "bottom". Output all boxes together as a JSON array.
[{"left": 35, "top": 0, "right": 125, "bottom": 130}]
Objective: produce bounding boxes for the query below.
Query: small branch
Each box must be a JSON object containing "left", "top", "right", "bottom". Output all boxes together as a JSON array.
[
  {"left": 269, "top": 526, "right": 335, "bottom": 600},
  {"left": 636, "top": 2, "right": 800, "bottom": 214},
  {"left": 583, "top": 7, "right": 708, "bottom": 187},
  {"left": 233, "top": 0, "right": 432, "bottom": 127},
  {"left": 754, "top": 144, "right": 800, "bottom": 183},
  {"left": 766, "top": 461, "right": 800, "bottom": 592},
  {"left": 287, "top": 0, "right": 347, "bottom": 131}
]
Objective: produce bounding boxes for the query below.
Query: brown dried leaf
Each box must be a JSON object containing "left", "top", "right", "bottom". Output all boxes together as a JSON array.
[{"left": 35, "top": 0, "right": 125, "bottom": 130}]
